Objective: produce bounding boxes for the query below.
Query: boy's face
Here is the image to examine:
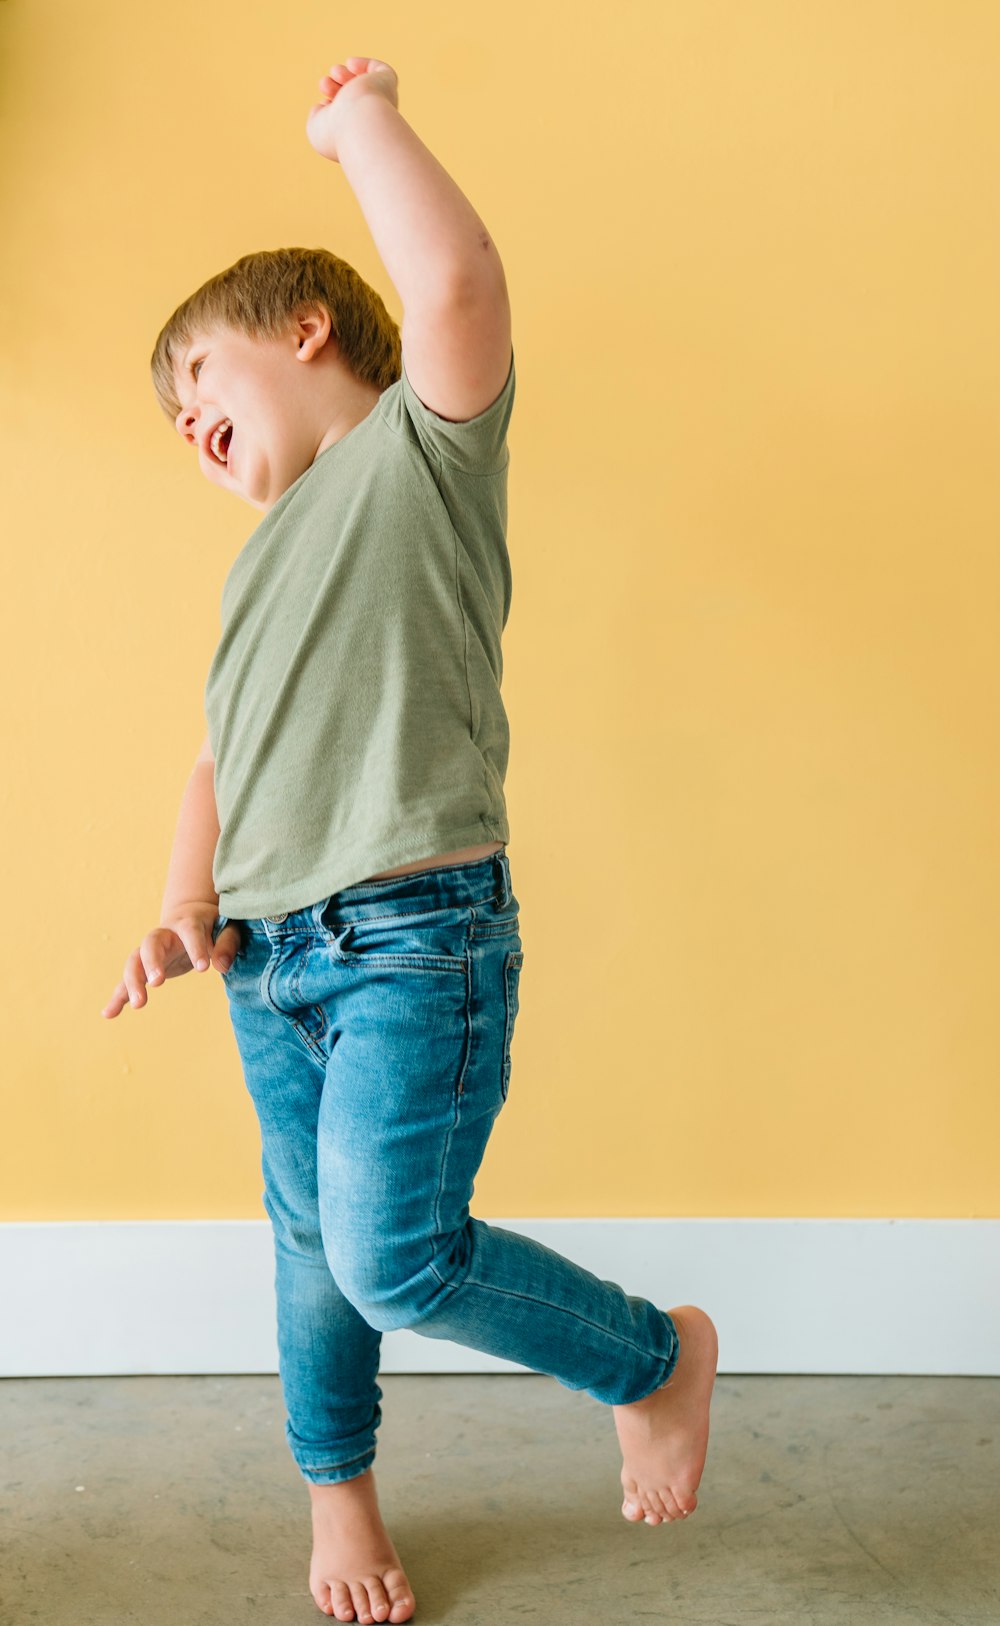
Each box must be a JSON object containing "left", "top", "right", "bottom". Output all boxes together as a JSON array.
[{"left": 171, "top": 308, "right": 379, "bottom": 514}]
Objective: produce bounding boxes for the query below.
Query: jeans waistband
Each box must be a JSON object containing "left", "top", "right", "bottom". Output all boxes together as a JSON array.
[{"left": 252, "top": 847, "right": 512, "bottom": 941}]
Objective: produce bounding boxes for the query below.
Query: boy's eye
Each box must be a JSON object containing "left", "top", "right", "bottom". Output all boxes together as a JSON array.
[{"left": 191, "top": 358, "right": 203, "bottom": 378}]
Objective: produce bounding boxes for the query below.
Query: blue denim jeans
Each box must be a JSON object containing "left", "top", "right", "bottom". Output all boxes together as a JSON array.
[{"left": 212, "top": 848, "right": 679, "bottom": 1485}]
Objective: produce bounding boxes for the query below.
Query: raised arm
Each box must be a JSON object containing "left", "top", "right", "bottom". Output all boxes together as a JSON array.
[{"left": 306, "top": 56, "right": 511, "bottom": 423}]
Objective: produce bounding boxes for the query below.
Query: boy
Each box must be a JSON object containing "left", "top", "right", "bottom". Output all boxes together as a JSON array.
[{"left": 103, "top": 55, "right": 718, "bottom": 1624}]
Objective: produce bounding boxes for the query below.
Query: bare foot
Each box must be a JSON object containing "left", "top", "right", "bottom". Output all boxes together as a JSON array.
[
  {"left": 308, "top": 1468, "right": 415, "bottom": 1622},
  {"left": 612, "top": 1303, "right": 718, "bottom": 1527}
]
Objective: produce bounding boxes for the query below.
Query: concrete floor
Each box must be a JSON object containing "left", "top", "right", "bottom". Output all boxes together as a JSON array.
[{"left": 0, "top": 1372, "right": 997, "bottom": 1625}]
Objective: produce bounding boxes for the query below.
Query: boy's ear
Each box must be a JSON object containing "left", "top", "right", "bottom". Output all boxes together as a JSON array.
[{"left": 294, "top": 304, "right": 337, "bottom": 360}]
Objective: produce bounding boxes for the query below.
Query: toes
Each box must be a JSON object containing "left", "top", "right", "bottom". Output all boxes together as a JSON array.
[
  {"left": 320, "top": 1576, "right": 411, "bottom": 1624},
  {"left": 637, "top": 1488, "right": 667, "bottom": 1525},
  {"left": 623, "top": 1486, "right": 700, "bottom": 1526},
  {"left": 384, "top": 1568, "right": 414, "bottom": 1621},
  {"left": 329, "top": 1582, "right": 355, "bottom": 1621},
  {"left": 349, "top": 1582, "right": 375, "bottom": 1623},
  {"left": 622, "top": 1476, "right": 644, "bottom": 1521},
  {"left": 363, "top": 1576, "right": 390, "bottom": 1622}
]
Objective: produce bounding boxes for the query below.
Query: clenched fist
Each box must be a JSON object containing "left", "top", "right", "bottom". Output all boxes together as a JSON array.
[{"left": 306, "top": 56, "right": 399, "bottom": 163}]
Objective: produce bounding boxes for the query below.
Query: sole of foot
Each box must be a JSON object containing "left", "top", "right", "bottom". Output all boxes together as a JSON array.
[
  {"left": 307, "top": 1469, "right": 416, "bottom": 1622},
  {"left": 613, "top": 1303, "right": 719, "bottom": 1527}
]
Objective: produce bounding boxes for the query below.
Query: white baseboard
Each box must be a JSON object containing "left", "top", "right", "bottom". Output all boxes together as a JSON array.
[{"left": 2, "top": 1218, "right": 997, "bottom": 1378}]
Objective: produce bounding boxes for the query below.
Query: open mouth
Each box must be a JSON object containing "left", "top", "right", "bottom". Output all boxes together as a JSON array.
[{"left": 208, "top": 419, "right": 234, "bottom": 465}]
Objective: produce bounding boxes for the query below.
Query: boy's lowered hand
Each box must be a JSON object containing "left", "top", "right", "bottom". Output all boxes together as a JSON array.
[
  {"left": 101, "top": 904, "right": 238, "bottom": 1019},
  {"left": 306, "top": 55, "right": 399, "bottom": 163}
]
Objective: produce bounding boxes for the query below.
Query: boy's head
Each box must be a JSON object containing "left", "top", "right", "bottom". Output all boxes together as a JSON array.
[{"left": 151, "top": 247, "right": 401, "bottom": 513}]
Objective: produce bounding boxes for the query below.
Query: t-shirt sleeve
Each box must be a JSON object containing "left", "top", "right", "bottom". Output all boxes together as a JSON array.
[{"left": 387, "top": 344, "right": 515, "bottom": 477}]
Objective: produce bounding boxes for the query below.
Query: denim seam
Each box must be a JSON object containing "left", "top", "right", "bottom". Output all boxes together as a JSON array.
[
  {"left": 501, "top": 950, "right": 523, "bottom": 1100},
  {"left": 291, "top": 941, "right": 331, "bottom": 1058},
  {"left": 292, "top": 1017, "right": 330, "bottom": 1064},
  {"left": 331, "top": 953, "right": 466, "bottom": 973},
  {"left": 457, "top": 1274, "right": 679, "bottom": 1365},
  {"left": 260, "top": 941, "right": 281, "bottom": 1018},
  {"left": 320, "top": 890, "right": 499, "bottom": 928},
  {"left": 261, "top": 940, "right": 329, "bottom": 1065},
  {"left": 428, "top": 940, "right": 474, "bottom": 1276}
]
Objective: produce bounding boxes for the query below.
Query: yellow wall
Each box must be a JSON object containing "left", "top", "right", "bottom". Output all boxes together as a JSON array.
[{"left": 2, "top": 2, "right": 997, "bottom": 1220}]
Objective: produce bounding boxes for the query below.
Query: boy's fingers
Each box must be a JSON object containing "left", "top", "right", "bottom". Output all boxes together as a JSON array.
[
  {"left": 182, "top": 932, "right": 211, "bottom": 972},
  {"left": 106, "top": 923, "right": 220, "bottom": 1018},
  {"left": 102, "top": 981, "right": 128, "bottom": 1017},
  {"left": 213, "top": 925, "right": 239, "bottom": 972},
  {"left": 123, "top": 952, "right": 148, "bottom": 1008},
  {"left": 137, "top": 943, "right": 161, "bottom": 996}
]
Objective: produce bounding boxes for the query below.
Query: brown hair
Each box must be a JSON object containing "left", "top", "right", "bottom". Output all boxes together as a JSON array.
[{"left": 149, "top": 245, "right": 402, "bottom": 423}]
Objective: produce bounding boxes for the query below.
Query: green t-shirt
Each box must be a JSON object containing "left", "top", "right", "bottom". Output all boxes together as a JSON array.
[{"left": 204, "top": 346, "right": 516, "bottom": 918}]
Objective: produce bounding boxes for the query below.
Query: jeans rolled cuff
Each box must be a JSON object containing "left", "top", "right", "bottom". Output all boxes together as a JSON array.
[
  {"left": 608, "top": 1310, "right": 681, "bottom": 1405},
  {"left": 297, "top": 1447, "right": 377, "bottom": 1486}
]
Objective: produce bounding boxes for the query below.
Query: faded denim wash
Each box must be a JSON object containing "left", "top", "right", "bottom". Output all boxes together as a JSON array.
[{"left": 213, "top": 848, "right": 679, "bottom": 1484}]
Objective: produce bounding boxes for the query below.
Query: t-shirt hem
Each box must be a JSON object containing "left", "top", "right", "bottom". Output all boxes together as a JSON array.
[{"left": 217, "top": 818, "right": 510, "bottom": 920}]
